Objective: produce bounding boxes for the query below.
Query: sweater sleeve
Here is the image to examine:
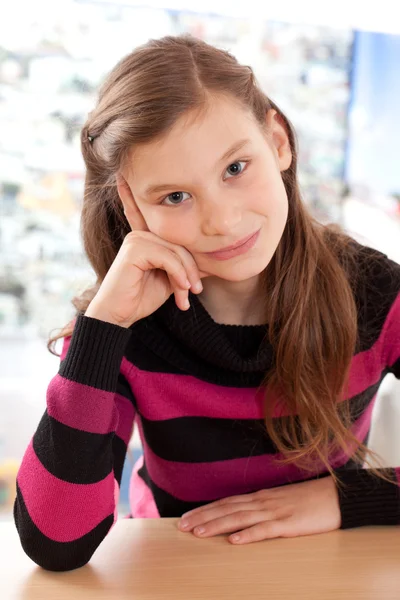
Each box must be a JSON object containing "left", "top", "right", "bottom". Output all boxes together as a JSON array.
[
  {"left": 385, "top": 289, "right": 400, "bottom": 380},
  {"left": 335, "top": 258, "right": 400, "bottom": 530},
  {"left": 13, "top": 314, "right": 136, "bottom": 571}
]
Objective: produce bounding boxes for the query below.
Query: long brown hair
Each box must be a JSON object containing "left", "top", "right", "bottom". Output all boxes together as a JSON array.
[{"left": 48, "top": 35, "right": 395, "bottom": 487}]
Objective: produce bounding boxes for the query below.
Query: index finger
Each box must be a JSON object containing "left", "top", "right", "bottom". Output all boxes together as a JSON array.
[{"left": 116, "top": 173, "right": 149, "bottom": 232}]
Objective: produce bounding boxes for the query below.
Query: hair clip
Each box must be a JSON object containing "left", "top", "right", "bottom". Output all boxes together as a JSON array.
[{"left": 88, "top": 134, "right": 95, "bottom": 143}]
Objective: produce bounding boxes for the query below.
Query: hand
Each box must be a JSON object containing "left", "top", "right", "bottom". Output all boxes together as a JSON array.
[
  {"left": 85, "top": 173, "right": 208, "bottom": 328},
  {"left": 178, "top": 476, "right": 341, "bottom": 545}
]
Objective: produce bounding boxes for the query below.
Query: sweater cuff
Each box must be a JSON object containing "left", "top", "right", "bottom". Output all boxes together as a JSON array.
[
  {"left": 59, "top": 313, "right": 132, "bottom": 392},
  {"left": 334, "top": 466, "right": 400, "bottom": 529}
]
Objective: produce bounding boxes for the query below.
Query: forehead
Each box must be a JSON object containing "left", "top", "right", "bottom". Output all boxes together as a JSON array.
[{"left": 126, "top": 96, "right": 260, "bottom": 180}]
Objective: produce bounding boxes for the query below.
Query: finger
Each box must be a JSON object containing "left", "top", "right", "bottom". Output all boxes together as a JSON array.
[
  {"left": 116, "top": 173, "right": 149, "bottom": 232},
  {"left": 127, "top": 237, "right": 191, "bottom": 293},
  {"left": 181, "top": 493, "right": 261, "bottom": 520},
  {"left": 154, "top": 249, "right": 192, "bottom": 293},
  {"left": 152, "top": 269, "right": 188, "bottom": 312},
  {"left": 191, "top": 510, "right": 271, "bottom": 539},
  {"left": 171, "top": 248, "right": 203, "bottom": 294},
  {"left": 173, "top": 288, "right": 190, "bottom": 311},
  {"left": 158, "top": 252, "right": 190, "bottom": 292},
  {"left": 172, "top": 250, "right": 210, "bottom": 284},
  {"left": 142, "top": 233, "right": 205, "bottom": 294},
  {"left": 229, "top": 519, "right": 285, "bottom": 544},
  {"left": 163, "top": 263, "right": 191, "bottom": 312},
  {"left": 180, "top": 502, "right": 264, "bottom": 531},
  {"left": 124, "top": 202, "right": 149, "bottom": 233},
  {"left": 122, "top": 215, "right": 209, "bottom": 287}
]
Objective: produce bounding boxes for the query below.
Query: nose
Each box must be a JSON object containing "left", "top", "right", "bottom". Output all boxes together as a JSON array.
[{"left": 200, "top": 196, "right": 242, "bottom": 236}]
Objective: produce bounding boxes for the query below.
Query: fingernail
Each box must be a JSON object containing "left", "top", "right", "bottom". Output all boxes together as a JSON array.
[
  {"left": 183, "top": 299, "right": 190, "bottom": 310},
  {"left": 192, "top": 281, "right": 203, "bottom": 293},
  {"left": 195, "top": 527, "right": 205, "bottom": 535},
  {"left": 185, "top": 279, "right": 191, "bottom": 289}
]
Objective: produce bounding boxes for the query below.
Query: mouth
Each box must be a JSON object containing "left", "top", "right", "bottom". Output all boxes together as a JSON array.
[{"left": 203, "top": 228, "right": 261, "bottom": 261}]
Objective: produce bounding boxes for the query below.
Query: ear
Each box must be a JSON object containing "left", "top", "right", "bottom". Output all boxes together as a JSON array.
[{"left": 265, "top": 109, "right": 292, "bottom": 172}]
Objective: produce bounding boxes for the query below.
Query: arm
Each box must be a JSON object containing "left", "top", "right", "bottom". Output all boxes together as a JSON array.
[
  {"left": 335, "top": 288, "right": 400, "bottom": 529},
  {"left": 13, "top": 314, "right": 136, "bottom": 571}
]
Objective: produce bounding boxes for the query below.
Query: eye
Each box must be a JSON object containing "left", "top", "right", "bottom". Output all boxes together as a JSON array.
[
  {"left": 161, "top": 191, "right": 191, "bottom": 206},
  {"left": 224, "top": 160, "right": 248, "bottom": 179}
]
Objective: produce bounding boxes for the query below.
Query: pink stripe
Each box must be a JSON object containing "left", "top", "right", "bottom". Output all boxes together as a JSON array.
[
  {"left": 101, "top": 478, "right": 121, "bottom": 536},
  {"left": 114, "top": 393, "right": 136, "bottom": 446},
  {"left": 133, "top": 365, "right": 266, "bottom": 420},
  {"left": 137, "top": 399, "right": 376, "bottom": 503},
  {"left": 349, "top": 291, "right": 400, "bottom": 393},
  {"left": 47, "top": 376, "right": 118, "bottom": 434},
  {"left": 396, "top": 468, "right": 400, "bottom": 488},
  {"left": 47, "top": 358, "right": 135, "bottom": 437},
  {"left": 60, "top": 331, "right": 73, "bottom": 361},
  {"left": 129, "top": 455, "right": 160, "bottom": 518},
  {"left": 129, "top": 293, "right": 400, "bottom": 423},
  {"left": 381, "top": 291, "right": 400, "bottom": 369},
  {"left": 131, "top": 342, "right": 382, "bottom": 422},
  {"left": 113, "top": 477, "right": 119, "bottom": 524},
  {"left": 17, "top": 440, "right": 115, "bottom": 542}
]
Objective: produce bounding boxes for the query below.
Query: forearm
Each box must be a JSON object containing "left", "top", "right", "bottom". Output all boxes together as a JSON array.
[
  {"left": 334, "top": 466, "right": 400, "bottom": 529},
  {"left": 14, "top": 315, "right": 134, "bottom": 571}
]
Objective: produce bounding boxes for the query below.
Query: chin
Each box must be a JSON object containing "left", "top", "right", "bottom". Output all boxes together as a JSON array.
[{"left": 207, "top": 256, "right": 271, "bottom": 282}]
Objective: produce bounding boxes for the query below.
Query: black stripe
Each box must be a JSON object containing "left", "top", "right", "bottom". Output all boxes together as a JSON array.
[
  {"left": 137, "top": 461, "right": 206, "bottom": 517},
  {"left": 125, "top": 336, "right": 188, "bottom": 376},
  {"left": 126, "top": 320, "right": 397, "bottom": 389},
  {"left": 59, "top": 313, "right": 132, "bottom": 392},
  {"left": 141, "top": 414, "right": 277, "bottom": 461},
  {"left": 139, "top": 380, "right": 382, "bottom": 463},
  {"left": 13, "top": 483, "right": 114, "bottom": 572},
  {"left": 137, "top": 453, "right": 364, "bottom": 518},
  {"left": 347, "top": 376, "right": 384, "bottom": 420},
  {"left": 389, "top": 356, "right": 400, "bottom": 379},
  {"left": 33, "top": 411, "right": 127, "bottom": 485},
  {"left": 125, "top": 332, "right": 264, "bottom": 387},
  {"left": 352, "top": 247, "right": 400, "bottom": 353},
  {"left": 112, "top": 434, "right": 128, "bottom": 486},
  {"left": 124, "top": 245, "right": 400, "bottom": 386},
  {"left": 117, "top": 373, "right": 138, "bottom": 411},
  {"left": 335, "top": 466, "right": 400, "bottom": 528}
]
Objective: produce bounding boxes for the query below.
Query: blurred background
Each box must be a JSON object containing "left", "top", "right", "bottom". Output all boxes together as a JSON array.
[{"left": 0, "top": 0, "right": 399, "bottom": 520}]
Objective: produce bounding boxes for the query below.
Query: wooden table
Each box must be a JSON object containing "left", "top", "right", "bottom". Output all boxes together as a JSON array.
[{"left": 1, "top": 519, "right": 400, "bottom": 599}]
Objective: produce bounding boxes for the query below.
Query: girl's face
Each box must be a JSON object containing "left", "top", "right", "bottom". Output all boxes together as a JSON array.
[{"left": 123, "top": 95, "right": 292, "bottom": 282}]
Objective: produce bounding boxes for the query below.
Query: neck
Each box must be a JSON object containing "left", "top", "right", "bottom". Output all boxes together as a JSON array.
[{"left": 198, "top": 274, "right": 267, "bottom": 325}]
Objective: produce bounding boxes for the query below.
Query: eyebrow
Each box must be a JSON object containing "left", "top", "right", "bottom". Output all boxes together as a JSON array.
[{"left": 143, "top": 138, "right": 251, "bottom": 196}]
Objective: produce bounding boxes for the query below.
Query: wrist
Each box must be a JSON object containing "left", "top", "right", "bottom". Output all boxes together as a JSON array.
[{"left": 84, "top": 306, "right": 131, "bottom": 328}]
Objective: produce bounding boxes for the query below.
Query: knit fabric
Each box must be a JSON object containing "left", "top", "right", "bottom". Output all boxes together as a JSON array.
[{"left": 14, "top": 242, "right": 400, "bottom": 571}]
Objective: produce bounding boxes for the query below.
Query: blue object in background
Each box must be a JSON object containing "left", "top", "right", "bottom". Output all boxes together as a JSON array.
[
  {"left": 345, "top": 31, "right": 400, "bottom": 195},
  {"left": 119, "top": 447, "right": 143, "bottom": 515}
]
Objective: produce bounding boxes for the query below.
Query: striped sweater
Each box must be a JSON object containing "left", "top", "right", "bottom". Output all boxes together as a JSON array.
[{"left": 14, "top": 242, "right": 400, "bottom": 571}]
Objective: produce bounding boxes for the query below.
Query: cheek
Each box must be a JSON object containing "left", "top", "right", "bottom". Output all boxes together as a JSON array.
[
  {"left": 251, "top": 174, "right": 288, "bottom": 218},
  {"left": 144, "top": 210, "right": 197, "bottom": 246}
]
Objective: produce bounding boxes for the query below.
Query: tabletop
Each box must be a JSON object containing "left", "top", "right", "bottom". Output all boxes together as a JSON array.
[{"left": 1, "top": 519, "right": 400, "bottom": 600}]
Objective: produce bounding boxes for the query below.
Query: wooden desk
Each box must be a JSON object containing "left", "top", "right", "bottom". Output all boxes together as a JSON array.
[{"left": 1, "top": 519, "right": 400, "bottom": 600}]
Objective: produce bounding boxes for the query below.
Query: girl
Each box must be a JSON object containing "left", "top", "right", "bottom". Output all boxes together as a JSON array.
[{"left": 14, "top": 35, "right": 400, "bottom": 572}]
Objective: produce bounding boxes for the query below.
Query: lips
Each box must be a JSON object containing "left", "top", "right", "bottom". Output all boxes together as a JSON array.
[
  {"left": 205, "top": 230, "right": 259, "bottom": 254},
  {"left": 202, "top": 228, "right": 261, "bottom": 261}
]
